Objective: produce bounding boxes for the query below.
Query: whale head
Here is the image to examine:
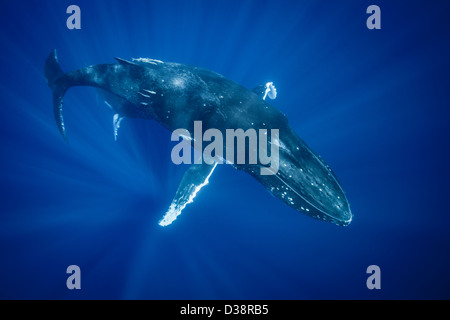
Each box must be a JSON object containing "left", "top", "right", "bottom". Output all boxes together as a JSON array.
[{"left": 248, "top": 127, "right": 352, "bottom": 226}]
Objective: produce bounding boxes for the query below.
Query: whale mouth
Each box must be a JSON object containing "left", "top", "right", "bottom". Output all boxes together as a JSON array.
[
  {"left": 272, "top": 167, "right": 353, "bottom": 226},
  {"left": 283, "top": 137, "right": 353, "bottom": 226},
  {"left": 246, "top": 128, "right": 353, "bottom": 226},
  {"left": 253, "top": 165, "right": 352, "bottom": 226}
]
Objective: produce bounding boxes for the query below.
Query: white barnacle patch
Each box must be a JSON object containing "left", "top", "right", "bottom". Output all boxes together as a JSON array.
[
  {"left": 180, "top": 134, "right": 193, "bottom": 141},
  {"left": 87, "top": 66, "right": 103, "bottom": 84},
  {"left": 138, "top": 92, "right": 150, "bottom": 98},
  {"left": 172, "top": 77, "right": 186, "bottom": 89},
  {"left": 132, "top": 57, "right": 164, "bottom": 65},
  {"left": 143, "top": 89, "right": 156, "bottom": 95},
  {"left": 263, "top": 82, "right": 277, "bottom": 100}
]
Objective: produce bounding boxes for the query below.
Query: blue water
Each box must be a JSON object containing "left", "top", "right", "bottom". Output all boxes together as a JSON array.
[{"left": 1, "top": 0, "right": 449, "bottom": 299}]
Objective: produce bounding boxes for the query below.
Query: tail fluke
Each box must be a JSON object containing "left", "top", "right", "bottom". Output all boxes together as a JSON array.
[
  {"left": 45, "top": 50, "right": 69, "bottom": 142},
  {"left": 45, "top": 50, "right": 64, "bottom": 90}
]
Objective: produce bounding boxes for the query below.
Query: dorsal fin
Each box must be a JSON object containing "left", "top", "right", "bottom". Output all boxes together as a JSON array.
[
  {"left": 114, "top": 57, "right": 137, "bottom": 66},
  {"left": 252, "top": 85, "right": 266, "bottom": 98}
]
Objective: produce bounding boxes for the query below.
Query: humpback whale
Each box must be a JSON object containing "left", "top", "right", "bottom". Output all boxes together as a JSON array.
[{"left": 44, "top": 50, "right": 352, "bottom": 227}]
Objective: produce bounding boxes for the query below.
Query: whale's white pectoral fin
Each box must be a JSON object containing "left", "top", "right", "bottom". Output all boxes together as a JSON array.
[
  {"left": 113, "top": 113, "right": 124, "bottom": 141},
  {"left": 252, "top": 82, "right": 277, "bottom": 100},
  {"left": 159, "top": 162, "right": 218, "bottom": 227}
]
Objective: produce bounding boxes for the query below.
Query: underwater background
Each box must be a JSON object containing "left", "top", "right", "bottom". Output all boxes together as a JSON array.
[{"left": 0, "top": 0, "right": 449, "bottom": 299}]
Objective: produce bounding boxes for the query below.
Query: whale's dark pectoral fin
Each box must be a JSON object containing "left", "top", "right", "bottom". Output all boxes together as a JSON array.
[
  {"left": 252, "top": 82, "right": 277, "bottom": 101},
  {"left": 159, "top": 162, "right": 218, "bottom": 226}
]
